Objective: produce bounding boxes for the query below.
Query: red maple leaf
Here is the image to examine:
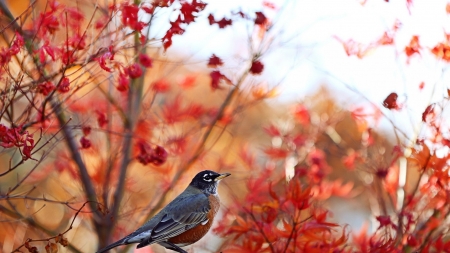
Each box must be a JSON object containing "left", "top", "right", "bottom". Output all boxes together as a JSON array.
[
  {"left": 207, "top": 54, "right": 223, "bottom": 68},
  {"left": 180, "top": 0, "right": 206, "bottom": 24},
  {"left": 264, "top": 147, "right": 289, "bottom": 159},
  {"left": 216, "top": 17, "right": 232, "bottom": 28},
  {"left": 249, "top": 60, "right": 264, "bottom": 74},
  {"left": 254, "top": 12, "right": 267, "bottom": 25},
  {"left": 162, "top": 16, "right": 185, "bottom": 50},
  {"left": 382, "top": 92, "right": 398, "bottom": 110},
  {"left": 210, "top": 70, "right": 230, "bottom": 90}
]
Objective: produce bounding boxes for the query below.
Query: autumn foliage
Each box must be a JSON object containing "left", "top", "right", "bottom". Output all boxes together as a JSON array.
[{"left": 2, "top": 0, "right": 450, "bottom": 253}]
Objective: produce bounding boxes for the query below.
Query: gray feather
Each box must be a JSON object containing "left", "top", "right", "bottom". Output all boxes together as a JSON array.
[{"left": 127, "top": 186, "right": 210, "bottom": 245}]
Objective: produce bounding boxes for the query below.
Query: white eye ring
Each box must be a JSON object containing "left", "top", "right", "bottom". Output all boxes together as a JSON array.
[{"left": 203, "top": 174, "right": 212, "bottom": 182}]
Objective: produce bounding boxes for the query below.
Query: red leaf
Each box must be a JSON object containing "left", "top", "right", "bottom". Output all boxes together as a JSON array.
[
  {"left": 431, "top": 43, "right": 450, "bottom": 62},
  {"left": 405, "top": 35, "right": 421, "bottom": 57},
  {"left": 136, "top": 140, "right": 154, "bottom": 165},
  {"left": 180, "top": 0, "right": 206, "bottom": 24},
  {"left": 263, "top": 1, "right": 277, "bottom": 9},
  {"left": 422, "top": 104, "right": 434, "bottom": 122},
  {"left": 37, "top": 81, "right": 55, "bottom": 96},
  {"left": 162, "top": 96, "right": 184, "bottom": 124},
  {"left": 382, "top": 92, "right": 398, "bottom": 110},
  {"left": 212, "top": 17, "right": 232, "bottom": 28},
  {"left": 96, "top": 110, "right": 108, "bottom": 127},
  {"left": 419, "top": 81, "right": 424, "bottom": 90},
  {"left": 152, "top": 145, "right": 168, "bottom": 166},
  {"left": 127, "top": 63, "right": 143, "bottom": 79},
  {"left": 207, "top": 54, "right": 223, "bottom": 68},
  {"left": 121, "top": 3, "right": 144, "bottom": 31},
  {"left": 142, "top": 5, "right": 154, "bottom": 14},
  {"left": 117, "top": 72, "right": 130, "bottom": 92},
  {"left": 184, "top": 103, "right": 205, "bottom": 118},
  {"left": 152, "top": 79, "right": 171, "bottom": 93},
  {"left": 162, "top": 16, "right": 185, "bottom": 50},
  {"left": 139, "top": 54, "right": 153, "bottom": 68},
  {"left": 249, "top": 60, "right": 264, "bottom": 74},
  {"left": 293, "top": 105, "right": 310, "bottom": 125},
  {"left": 264, "top": 147, "right": 289, "bottom": 159},
  {"left": 80, "top": 136, "right": 91, "bottom": 149},
  {"left": 343, "top": 150, "right": 358, "bottom": 170},
  {"left": 376, "top": 215, "right": 396, "bottom": 229},
  {"left": 97, "top": 51, "right": 114, "bottom": 72},
  {"left": 82, "top": 126, "right": 91, "bottom": 136},
  {"left": 209, "top": 70, "right": 230, "bottom": 90},
  {"left": 377, "top": 31, "right": 394, "bottom": 45},
  {"left": 263, "top": 124, "right": 280, "bottom": 137},
  {"left": 180, "top": 75, "right": 196, "bottom": 89},
  {"left": 254, "top": 12, "right": 267, "bottom": 25},
  {"left": 207, "top": 14, "right": 215, "bottom": 25},
  {"left": 57, "top": 77, "right": 70, "bottom": 93}
]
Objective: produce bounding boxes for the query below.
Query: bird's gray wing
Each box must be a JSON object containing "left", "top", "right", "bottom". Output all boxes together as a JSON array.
[{"left": 125, "top": 192, "right": 210, "bottom": 247}]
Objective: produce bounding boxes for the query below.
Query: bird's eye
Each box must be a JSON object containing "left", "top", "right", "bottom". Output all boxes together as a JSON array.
[{"left": 203, "top": 174, "right": 212, "bottom": 182}]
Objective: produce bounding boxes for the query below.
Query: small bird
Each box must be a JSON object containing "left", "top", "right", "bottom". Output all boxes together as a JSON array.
[{"left": 97, "top": 170, "right": 231, "bottom": 253}]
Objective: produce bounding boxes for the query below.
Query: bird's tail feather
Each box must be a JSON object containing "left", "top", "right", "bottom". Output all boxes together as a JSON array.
[{"left": 96, "top": 238, "right": 126, "bottom": 253}]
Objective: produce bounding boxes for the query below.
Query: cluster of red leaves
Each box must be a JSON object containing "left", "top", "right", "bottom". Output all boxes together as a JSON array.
[
  {"left": 216, "top": 104, "right": 354, "bottom": 252},
  {"left": 135, "top": 140, "right": 168, "bottom": 166},
  {"left": 27, "top": 1, "right": 86, "bottom": 66},
  {"left": 37, "top": 81, "right": 56, "bottom": 96},
  {"left": 79, "top": 126, "right": 92, "bottom": 149},
  {"left": 0, "top": 33, "right": 23, "bottom": 72},
  {"left": 206, "top": 54, "right": 232, "bottom": 89},
  {"left": 405, "top": 35, "right": 421, "bottom": 57},
  {"left": 162, "top": 96, "right": 206, "bottom": 123},
  {"left": 208, "top": 14, "right": 233, "bottom": 29},
  {"left": 431, "top": 42, "right": 450, "bottom": 61},
  {"left": 162, "top": 0, "right": 206, "bottom": 50},
  {"left": 0, "top": 124, "right": 34, "bottom": 160},
  {"left": 97, "top": 46, "right": 115, "bottom": 72},
  {"left": 152, "top": 79, "right": 171, "bottom": 93},
  {"left": 121, "top": 3, "right": 145, "bottom": 31},
  {"left": 216, "top": 170, "right": 347, "bottom": 253}
]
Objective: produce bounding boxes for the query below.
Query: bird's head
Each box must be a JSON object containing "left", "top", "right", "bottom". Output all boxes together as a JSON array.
[{"left": 190, "top": 170, "right": 231, "bottom": 194}]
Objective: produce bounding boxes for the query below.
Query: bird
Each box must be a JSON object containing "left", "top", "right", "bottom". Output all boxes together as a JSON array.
[{"left": 97, "top": 170, "right": 231, "bottom": 253}]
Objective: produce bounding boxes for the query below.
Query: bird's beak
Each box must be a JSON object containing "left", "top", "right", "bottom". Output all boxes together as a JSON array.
[{"left": 215, "top": 172, "right": 231, "bottom": 181}]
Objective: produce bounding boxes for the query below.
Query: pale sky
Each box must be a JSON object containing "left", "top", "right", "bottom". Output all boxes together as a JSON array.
[{"left": 161, "top": 0, "right": 450, "bottom": 142}]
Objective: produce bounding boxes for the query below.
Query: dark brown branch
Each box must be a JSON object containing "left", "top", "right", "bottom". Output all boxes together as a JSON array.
[{"left": 9, "top": 201, "right": 92, "bottom": 253}]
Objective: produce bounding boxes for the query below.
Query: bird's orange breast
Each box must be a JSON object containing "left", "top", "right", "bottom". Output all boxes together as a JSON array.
[{"left": 168, "top": 194, "right": 220, "bottom": 245}]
